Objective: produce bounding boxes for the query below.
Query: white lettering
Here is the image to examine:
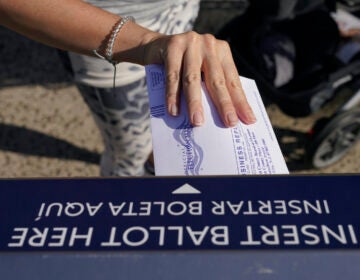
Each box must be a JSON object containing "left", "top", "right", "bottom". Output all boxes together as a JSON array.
[
  {"left": 168, "top": 226, "right": 184, "bottom": 246},
  {"left": 211, "top": 200, "right": 331, "bottom": 216},
  {"left": 288, "top": 200, "right": 302, "bottom": 214},
  {"left": 101, "top": 227, "right": 121, "bottom": 247},
  {"left": 8, "top": 228, "right": 28, "bottom": 247},
  {"left": 240, "top": 224, "right": 358, "bottom": 247},
  {"left": 86, "top": 203, "right": 103, "bottom": 216},
  {"left": 139, "top": 202, "right": 151, "bottom": 216},
  {"left": 211, "top": 201, "right": 225, "bottom": 215},
  {"left": 261, "top": 225, "right": 279, "bottom": 245},
  {"left": 65, "top": 202, "right": 84, "bottom": 217},
  {"left": 348, "top": 225, "right": 358, "bottom": 244},
  {"left": 150, "top": 227, "right": 165, "bottom": 246},
  {"left": 189, "top": 201, "right": 202, "bottom": 215},
  {"left": 282, "top": 225, "right": 300, "bottom": 245},
  {"left": 109, "top": 202, "right": 126, "bottom": 216},
  {"left": 273, "top": 200, "right": 287, "bottom": 215},
  {"left": 167, "top": 202, "right": 187, "bottom": 216},
  {"left": 211, "top": 226, "right": 229, "bottom": 246},
  {"left": 69, "top": 227, "right": 93, "bottom": 247},
  {"left": 240, "top": 226, "right": 261, "bottom": 246},
  {"left": 243, "top": 201, "right": 259, "bottom": 215},
  {"left": 186, "top": 226, "right": 209, "bottom": 246},
  {"left": 301, "top": 225, "right": 321, "bottom": 245},
  {"left": 28, "top": 228, "right": 48, "bottom": 247},
  {"left": 153, "top": 202, "right": 165, "bottom": 215},
  {"left": 123, "top": 227, "right": 149, "bottom": 247},
  {"left": 49, "top": 227, "right": 67, "bottom": 247},
  {"left": 258, "top": 201, "right": 272, "bottom": 215},
  {"left": 322, "top": 225, "right": 347, "bottom": 244},
  {"left": 304, "top": 201, "right": 323, "bottom": 214}
]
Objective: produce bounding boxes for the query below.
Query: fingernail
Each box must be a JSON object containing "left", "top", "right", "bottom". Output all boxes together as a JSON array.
[
  {"left": 170, "top": 104, "right": 178, "bottom": 116},
  {"left": 227, "top": 112, "right": 238, "bottom": 127},
  {"left": 192, "top": 111, "right": 204, "bottom": 126},
  {"left": 247, "top": 111, "right": 257, "bottom": 124}
]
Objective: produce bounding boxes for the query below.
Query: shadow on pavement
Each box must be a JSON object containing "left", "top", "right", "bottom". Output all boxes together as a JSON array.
[
  {"left": 0, "top": 122, "right": 309, "bottom": 171},
  {"left": 0, "top": 27, "right": 72, "bottom": 88},
  {"left": 0, "top": 123, "right": 100, "bottom": 164},
  {"left": 274, "top": 126, "right": 313, "bottom": 171}
]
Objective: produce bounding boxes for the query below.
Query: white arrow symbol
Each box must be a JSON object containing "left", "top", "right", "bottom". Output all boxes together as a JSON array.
[{"left": 172, "top": 183, "right": 201, "bottom": 194}]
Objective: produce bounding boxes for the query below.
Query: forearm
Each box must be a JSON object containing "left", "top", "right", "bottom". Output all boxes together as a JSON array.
[
  {"left": 0, "top": 0, "right": 159, "bottom": 63},
  {"left": 0, "top": 0, "right": 256, "bottom": 127}
]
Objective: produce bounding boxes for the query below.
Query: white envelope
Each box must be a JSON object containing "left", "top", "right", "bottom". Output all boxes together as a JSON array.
[{"left": 145, "top": 64, "right": 289, "bottom": 176}]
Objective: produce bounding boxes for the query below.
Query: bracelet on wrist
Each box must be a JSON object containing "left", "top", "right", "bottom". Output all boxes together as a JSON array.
[{"left": 93, "top": 15, "right": 135, "bottom": 65}]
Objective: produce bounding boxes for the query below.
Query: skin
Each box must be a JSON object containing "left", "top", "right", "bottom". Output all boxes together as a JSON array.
[{"left": 0, "top": 0, "right": 256, "bottom": 127}]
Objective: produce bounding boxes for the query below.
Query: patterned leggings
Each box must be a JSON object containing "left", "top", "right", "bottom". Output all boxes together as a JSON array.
[{"left": 74, "top": 1, "right": 200, "bottom": 176}]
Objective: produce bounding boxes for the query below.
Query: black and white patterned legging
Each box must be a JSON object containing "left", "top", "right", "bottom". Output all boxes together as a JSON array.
[{"left": 69, "top": 1, "right": 200, "bottom": 176}]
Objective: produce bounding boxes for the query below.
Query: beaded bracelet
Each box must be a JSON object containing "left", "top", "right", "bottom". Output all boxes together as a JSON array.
[{"left": 93, "top": 15, "right": 135, "bottom": 65}]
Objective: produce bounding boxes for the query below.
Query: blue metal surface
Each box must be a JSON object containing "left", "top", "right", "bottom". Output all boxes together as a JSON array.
[{"left": 1, "top": 175, "right": 360, "bottom": 279}]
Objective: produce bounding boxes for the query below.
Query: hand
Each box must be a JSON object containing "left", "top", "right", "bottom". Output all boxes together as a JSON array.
[
  {"left": 142, "top": 31, "right": 257, "bottom": 127},
  {"left": 339, "top": 27, "right": 360, "bottom": 38}
]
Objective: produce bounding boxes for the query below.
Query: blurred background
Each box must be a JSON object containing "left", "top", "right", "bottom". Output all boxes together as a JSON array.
[{"left": 0, "top": 0, "right": 359, "bottom": 177}]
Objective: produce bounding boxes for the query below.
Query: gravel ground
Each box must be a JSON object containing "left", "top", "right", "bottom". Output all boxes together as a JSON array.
[{"left": 0, "top": 2, "right": 359, "bottom": 178}]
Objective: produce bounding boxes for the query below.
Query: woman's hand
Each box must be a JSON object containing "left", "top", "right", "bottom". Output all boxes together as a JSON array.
[
  {"left": 0, "top": 0, "right": 256, "bottom": 128},
  {"left": 142, "top": 31, "right": 257, "bottom": 127}
]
